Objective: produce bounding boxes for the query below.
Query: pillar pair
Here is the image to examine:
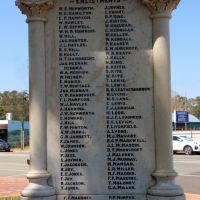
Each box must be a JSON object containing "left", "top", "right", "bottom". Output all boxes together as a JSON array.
[{"left": 16, "top": 0, "right": 184, "bottom": 199}]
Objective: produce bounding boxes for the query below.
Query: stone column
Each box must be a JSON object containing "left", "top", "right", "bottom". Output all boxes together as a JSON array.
[
  {"left": 142, "top": 0, "right": 185, "bottom": 199},
  {"left": 15, "top": 0, "right": 56, "bottom": 199}
]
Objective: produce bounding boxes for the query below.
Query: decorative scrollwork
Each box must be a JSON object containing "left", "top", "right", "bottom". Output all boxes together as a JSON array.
[
  {"left": 16, "top": 0, "right": 54, "bottom": 20},
  {"left": 142, "top": 0, "right": 180, "bottom": 15}
]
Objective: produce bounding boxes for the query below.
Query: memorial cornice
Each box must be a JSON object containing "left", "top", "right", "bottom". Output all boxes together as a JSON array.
[
  {"left": 15, "top": 0, "right": 54, "bottom": 22},
  {"left": 142, "top": 0, "right": 180, "bottom": 18}
]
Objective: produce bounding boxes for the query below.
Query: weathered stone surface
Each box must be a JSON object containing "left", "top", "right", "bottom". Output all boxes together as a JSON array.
[
  {"left": 16, "top": 0, "right": 54, "bottom": 20},
  {"left": 147, "top": 195, "right": 185, "bottom": 200},
  {"left": 16, "top": 0, "right": 185, "bottom": 199},
  {"left": 46, "top": 1, "right": 155, "bottom": 199},
  {"left": 142, "top": 0, "right": 180, "bottom": 14}
]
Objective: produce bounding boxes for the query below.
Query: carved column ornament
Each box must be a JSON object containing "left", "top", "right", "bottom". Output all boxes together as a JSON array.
[
  {"left": 142, "top": 0, "right": 180, "bottom": 17},
  {"left": 16, "top": 0, "right": 54, "bottom": 21},
  {"left": 142, "top": 0, "right": 185, "bottom": 199},
  {"left": 16, "top": 0, "right": 56, "bottom": 199}
]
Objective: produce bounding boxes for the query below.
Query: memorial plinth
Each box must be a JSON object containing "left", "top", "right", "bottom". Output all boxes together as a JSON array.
[{"left": 16, "top": 0, "right": 185, "bottom": 199}]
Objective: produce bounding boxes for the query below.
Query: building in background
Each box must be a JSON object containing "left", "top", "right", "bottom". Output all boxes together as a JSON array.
[
  {"left": 172, "top": 111, "right": 200, "bottom": 130},
  {"left": 0, "top": 119, "right": 29, "bottom": 147}
]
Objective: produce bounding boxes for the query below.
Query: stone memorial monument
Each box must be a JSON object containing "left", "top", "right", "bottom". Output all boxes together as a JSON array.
[{"left": 16, "top": 0, "right": 185, "bottom": 199}]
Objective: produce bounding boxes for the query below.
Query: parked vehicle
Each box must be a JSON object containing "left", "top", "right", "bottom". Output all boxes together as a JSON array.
[
  {"left": 179, "top": 136, "right": 200, "bottom": 147},
  {"left": 173, "top": 136, "right": 200, "bottom": 155},
  {"left": 179, "top": 136, "right": 197, "bottom": 142},
  {"left": 0, "top": 139, "right": 10, "bottom": 152}
]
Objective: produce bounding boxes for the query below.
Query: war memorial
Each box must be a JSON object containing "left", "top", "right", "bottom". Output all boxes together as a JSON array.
[{"left": 16, "top": 0, "right": 185, "bottom": 199}]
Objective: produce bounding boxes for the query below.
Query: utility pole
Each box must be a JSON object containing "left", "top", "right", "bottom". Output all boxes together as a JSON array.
[
  {"left": 21, "top": 121, "right": 24, "bottom": 150},
  {"left": 20, "top": 92, "right": 29, "bottom": 150},
  {"left": 184, "top": 94, "right": 188, "bottom": 130}
]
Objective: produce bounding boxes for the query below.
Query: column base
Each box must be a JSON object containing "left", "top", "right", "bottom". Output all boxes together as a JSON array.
[
  {"left": 20, "top": 171, "right": 56, "bottom": 200},
  {"left": 147, "top": 170, "right": 185, "bottom": 199},
  {"left": 147, "top": 195, "right": 185, "bottom": 200},
  {"left": 21, "top": 196, "right": 56, "bottom": 200}
]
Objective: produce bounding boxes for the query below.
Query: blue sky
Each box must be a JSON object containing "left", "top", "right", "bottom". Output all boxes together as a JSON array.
[
  {"left": 0, "top": 1, "right": 28, "bottom": 93},
  {"left": 0, "top": 0, "right": 199, "bottom": 98},
  {"left": 171, "top": 0, "right": 200, "bottom": 98}
]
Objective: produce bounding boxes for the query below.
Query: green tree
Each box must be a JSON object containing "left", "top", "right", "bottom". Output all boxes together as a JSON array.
[
  {"left": 171, "top": 94, "right": 200, "bottom": 120},
  {"left": 0, "top": 106, "right": 5, "bottom": 120},
  {"left": 171, "top": 95, "right": 188, "bottom": 112},
  {"left": 0, "top": 91, "right": 29, "bottom": 121},
  {"left": 190, "top": 96, "right": 200, "bottom": 120}
]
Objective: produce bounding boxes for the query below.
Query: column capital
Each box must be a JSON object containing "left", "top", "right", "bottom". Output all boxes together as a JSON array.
[
  {"left": 15, "top": 0, "right": 54, "bottom": 22},
  {"left": 142, "top": 0, "right": 180, "bottom": 18}
]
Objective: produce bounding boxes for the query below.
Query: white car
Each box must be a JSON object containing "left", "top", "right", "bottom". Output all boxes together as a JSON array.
[{"left": 173, "top": 136, "right": 200, "bottom": 155}]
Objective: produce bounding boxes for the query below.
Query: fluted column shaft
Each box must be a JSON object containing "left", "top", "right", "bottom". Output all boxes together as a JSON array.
[
  {"left": 142, "top": 0, "right": 185, "bottom": 199},
  {"left": 153, "top": 14, "right": 174, "bottom": 176},
  {"left": 29, "top": 18, "right": 47, "bottom": 173},
  {"left": 16, "top": 1, "right": 56, "bottom": 199}
]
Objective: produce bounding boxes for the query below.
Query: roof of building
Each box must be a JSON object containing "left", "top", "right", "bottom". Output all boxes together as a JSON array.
[
  {"left": 0, "top": 120, "right": 8, "bottom": 125},
  {"left": 172, "top": 111, "right": 200, "bottom": 123}
]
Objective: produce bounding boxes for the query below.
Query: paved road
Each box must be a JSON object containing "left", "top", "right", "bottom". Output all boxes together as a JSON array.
[
  {"left": 0, "top": 152, "right": 199, "bottom": 195},
  {"left": 0, "top": 152, "right": 29, "bottom": 178},
  {"left": 174, "top": 154, "right": 200, "bottom": 195}
]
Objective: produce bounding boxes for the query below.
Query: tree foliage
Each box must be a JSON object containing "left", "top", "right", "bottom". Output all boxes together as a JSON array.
[
  {"left": 190, "top": 96, "right": 200, "bottom": 119},
  {"left": 0, "top": 90, "right": 199, "bottom": 122},
  {"left": 0, "top": 91, "right": 29, "bottom": 121},
  {"left": 171, "top": 95, "right": 200, "bottom": 120}
]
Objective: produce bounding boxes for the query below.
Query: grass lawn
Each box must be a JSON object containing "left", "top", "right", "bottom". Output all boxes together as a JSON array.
[{"left": 0, "top": 197, "right": 19, "bottom": 200}]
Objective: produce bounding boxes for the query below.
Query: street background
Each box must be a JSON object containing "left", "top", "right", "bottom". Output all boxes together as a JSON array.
[{"left": 0, "top": 152, "right": 199, "bottom": 199}]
